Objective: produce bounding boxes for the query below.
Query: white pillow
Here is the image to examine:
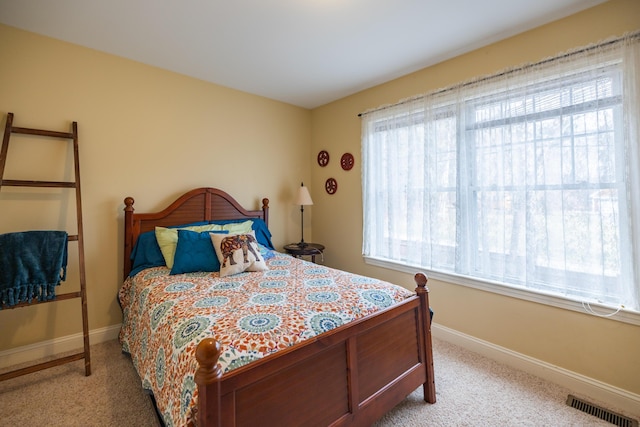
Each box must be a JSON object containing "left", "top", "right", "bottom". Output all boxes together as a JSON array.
[{"left": 210, "top": 230, "right": 268, "bottom": 277}]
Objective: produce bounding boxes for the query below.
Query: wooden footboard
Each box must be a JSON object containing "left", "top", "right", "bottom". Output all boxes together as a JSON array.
[{"left": 195, "top": 273, "right": 435, "bottom": 427}]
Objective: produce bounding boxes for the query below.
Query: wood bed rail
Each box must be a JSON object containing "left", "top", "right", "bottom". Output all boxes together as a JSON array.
[
  {"left": 195, "top": 339, "right": 223, "bottom": 427},
  {"left": 414, "top": 272, "right": 436, "bottom": 402}
]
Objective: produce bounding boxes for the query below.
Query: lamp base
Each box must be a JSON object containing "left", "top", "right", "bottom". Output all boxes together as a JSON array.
[{"left": 296, "top": 241, "right": 309, "bottom": 248}]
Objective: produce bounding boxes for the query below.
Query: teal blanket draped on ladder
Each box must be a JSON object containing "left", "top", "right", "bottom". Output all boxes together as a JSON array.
[{"left": 0, "top": 230, "right": 68, "bottom": 308}]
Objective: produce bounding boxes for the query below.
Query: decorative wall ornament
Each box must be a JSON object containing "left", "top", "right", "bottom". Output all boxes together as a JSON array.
[
  {"left": 340, "top": 153, "right": 354, "bottom": 171},
  {"left": 317, "top": 150, "right": 329, "bottom": 167},
  {"left": 325, "top": 178, "right": 338, "bottom": 195}
]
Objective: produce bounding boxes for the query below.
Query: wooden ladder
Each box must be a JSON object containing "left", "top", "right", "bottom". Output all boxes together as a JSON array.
[{"left": 0, "top": 112, "right": 91, "bottom": 380}]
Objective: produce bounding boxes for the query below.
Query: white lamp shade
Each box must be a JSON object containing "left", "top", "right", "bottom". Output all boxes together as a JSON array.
[{"left": 295, "top": 184, "right": 313, "bottom": 206}]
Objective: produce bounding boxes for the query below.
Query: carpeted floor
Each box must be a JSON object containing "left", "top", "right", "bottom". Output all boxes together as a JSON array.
[
  {"left": 0, "top": 337, "right": 633, "bottom": 426},
  {"left": 0, "top": 339, "right": 160, "bottom": 427}
]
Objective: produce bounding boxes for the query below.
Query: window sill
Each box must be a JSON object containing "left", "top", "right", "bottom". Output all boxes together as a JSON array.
[{"left": 364, "top": 256, "right": 640, "bottom": 326}]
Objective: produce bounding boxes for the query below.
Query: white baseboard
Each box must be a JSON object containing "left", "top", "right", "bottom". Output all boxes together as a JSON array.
[
  {"left": 432, "top": 323, "right": 640, "bottom": 419},
  {"left": 0, "top": 324, "right": 121, "bottom": 369}
]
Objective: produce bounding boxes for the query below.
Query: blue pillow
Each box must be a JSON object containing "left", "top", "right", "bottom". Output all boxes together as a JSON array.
[
  {"left": 129, "top": 221, "right": 211, "bottom": 277},
  {"left": 257, "top": 243, "right": 277, "bottom": 261},
  {"left": 208, "top": 218, "right": 274, "bottom": 250},
  {"left": 129, "top": 220, "right": 274, "bottom": 276},
  {"left": 170, "top": 229, "right": 228, "bottom": 275},
  {"left": 129, "top": 230, "right": 164, "bottom": 276}
]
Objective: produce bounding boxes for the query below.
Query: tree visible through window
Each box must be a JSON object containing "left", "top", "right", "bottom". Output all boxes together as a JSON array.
[{"left": 361, "top": 34, "right": 640, "bottom": 314}]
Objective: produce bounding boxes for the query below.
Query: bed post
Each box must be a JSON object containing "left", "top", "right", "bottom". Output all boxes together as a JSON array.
[
  {"left": 195, "top": 338, "right": 224, "bottom": 427},
  {"left": 414, "top": 272, "right": 436, "bottom": 403},
  {"left": 123, "top": 197, "right": 135, "bottom": 280},
  {"left": 261, "top": 198, "right": 269, "bottom": 226}
]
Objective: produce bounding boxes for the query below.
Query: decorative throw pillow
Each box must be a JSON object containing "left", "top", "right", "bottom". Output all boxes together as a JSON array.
[
  {"left": 210, "top": 231, "right": 269, "bottom": 277},
  {"left": 129, "top": 230, "right": 165, "bottom": 276},
  {"left": 155, "top": 224, "right": 224, "bottom": 269},
  {"left": 257, "top": 243, "right": 276, "bottom": 261},
  {"left": 170, "top": 229, "right": 228, "bottom": 275}
]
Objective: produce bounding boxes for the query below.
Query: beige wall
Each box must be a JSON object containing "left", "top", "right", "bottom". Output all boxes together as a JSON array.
[
  {"left": 1, "top": 0, "right": 639, "bottom": 399},
  {"left": 0, "top": 24, "right": 312, "bottom": 349},
  {"left": 311, "top": 0, "right": 640, "bottom": 395}
]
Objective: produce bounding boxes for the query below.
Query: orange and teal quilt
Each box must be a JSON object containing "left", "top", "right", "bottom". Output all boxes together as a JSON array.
[{"left": 118, "top": 251, "right": 413, "bottom": 427}]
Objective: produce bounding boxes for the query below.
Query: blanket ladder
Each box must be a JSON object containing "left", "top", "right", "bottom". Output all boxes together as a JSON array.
[{"left": 0, "top": 112, "right": 91, "bottom": 380}]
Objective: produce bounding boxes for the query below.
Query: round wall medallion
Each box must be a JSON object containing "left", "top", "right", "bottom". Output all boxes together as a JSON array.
[
  {"left": 340, "top": 153, "right": 354, "bottom": 171},
  {"left": 325, "top": 178, "right": 338, "bottom": 195},
  {"left": 317, "top": 150, "right": 329, "bottom": 167}
]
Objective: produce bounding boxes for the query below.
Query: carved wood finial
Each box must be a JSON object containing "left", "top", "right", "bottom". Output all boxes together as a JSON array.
[
  {"left": 124, "top": 197, "right": 135, "bottom": 212},
  {"left": 414, "top": 272, "right": 429, "bottom": 294},
  {"left": 195, "top": 338, "right": 223, "bottom": 386}
]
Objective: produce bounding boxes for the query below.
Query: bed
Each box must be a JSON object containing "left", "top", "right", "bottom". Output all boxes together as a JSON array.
[{"left": 120, "top": 187, "right": 435, "bottom": 427}]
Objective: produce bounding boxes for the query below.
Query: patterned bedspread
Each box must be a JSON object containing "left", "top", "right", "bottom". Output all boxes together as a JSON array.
[{"left": 118, "top": 251, "right": 414, "bottom": 427}]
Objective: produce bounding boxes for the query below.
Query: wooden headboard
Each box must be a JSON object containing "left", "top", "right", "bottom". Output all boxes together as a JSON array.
[{"left": 123, "top": 187, "right": 269, "bottom": 279}]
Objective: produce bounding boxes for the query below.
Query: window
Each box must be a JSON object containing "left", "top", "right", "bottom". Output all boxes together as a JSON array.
[{"left": 361, "top": 34, "right": 640, "bottom": 319}]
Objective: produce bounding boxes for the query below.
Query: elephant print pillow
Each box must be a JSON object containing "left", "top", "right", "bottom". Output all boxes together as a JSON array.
[{"left": 211, "top": 230, "right": 269, "bottom": 277}]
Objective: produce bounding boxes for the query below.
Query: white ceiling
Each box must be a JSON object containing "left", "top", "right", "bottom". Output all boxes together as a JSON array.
[{"left": 0, "top": 0, "right": 607, "bottom": 109}]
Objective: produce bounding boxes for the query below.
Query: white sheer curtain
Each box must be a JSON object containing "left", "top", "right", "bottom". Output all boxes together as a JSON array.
[{"left": 362, "top": 32, "right": 640, "bottom": 312}]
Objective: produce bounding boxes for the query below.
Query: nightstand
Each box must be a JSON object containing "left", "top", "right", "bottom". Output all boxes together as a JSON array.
[{"left": 283, "top": 243, "right": 325, "bottom": 263}]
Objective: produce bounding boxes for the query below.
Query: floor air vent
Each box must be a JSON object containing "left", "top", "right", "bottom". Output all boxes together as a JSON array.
[{"left": 566, "top": 395, "right": 638, "bottom": 427}]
